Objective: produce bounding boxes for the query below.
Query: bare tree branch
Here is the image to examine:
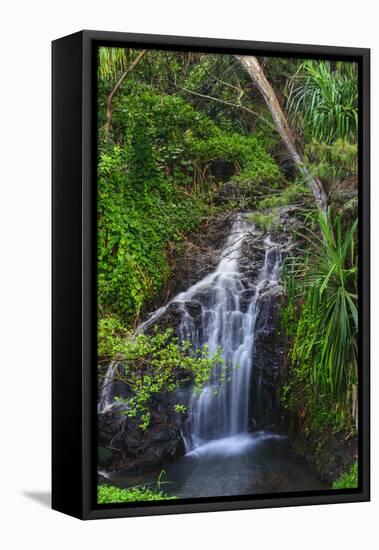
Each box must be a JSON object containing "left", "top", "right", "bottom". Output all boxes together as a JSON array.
[{"left": 170, "top": 80, "right": 276, "bottom": 131}]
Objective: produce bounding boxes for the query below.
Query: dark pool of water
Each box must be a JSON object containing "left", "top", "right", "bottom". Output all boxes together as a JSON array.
[{"left": 105, "top": 431, "right": 328, "bottom": 499}]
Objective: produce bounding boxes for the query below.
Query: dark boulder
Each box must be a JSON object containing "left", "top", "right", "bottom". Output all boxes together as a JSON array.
[{"left": 98, "top": 391, "right": 189, "bottom": 474}]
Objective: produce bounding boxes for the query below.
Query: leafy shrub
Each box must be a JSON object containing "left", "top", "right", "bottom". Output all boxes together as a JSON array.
[
  {"left": 332, "top": 462, "right": 358, "bottom": 489},
  {"left": 98, "top": 484, "right": 176, "bottom": 503},
  {"left": 102, "top": 328, "right": 224, "bottom": 430},
  {"left": 231, "top": 159, "right": 281, "bottom": 188},
  {"left": 98, "top": 316, "right": 126, "bottom": 358},
  {"left": 185, "top": 130, "right": 281, "bottom": 187},
  {"left": 97, "top": 118, "right": 205, "bottom": 322}
]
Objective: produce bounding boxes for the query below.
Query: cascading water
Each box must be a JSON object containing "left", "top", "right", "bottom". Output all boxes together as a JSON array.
[
  {"left": 178, "top": 216, "right": 282, "bottom": 451},
  {"left": 133, "top": 214, "right": 282, "bottom": 453}
]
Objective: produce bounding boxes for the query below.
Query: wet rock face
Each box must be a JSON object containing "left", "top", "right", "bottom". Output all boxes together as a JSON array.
[
  {"left": 291, "top": 426, "right": 358, "bottom": 484},
  {"left": 144, "top": 301, "right": 203, "bottom": 337},
  {"left": 316, "top": 432, "right": 358, "bottom": 483},
  {"left": 237, "top": 226, "right": 287, "bottom": 431},
  {"left": 144, "top": 302, "right": 183, "bottom": 336},
  {"left": 142, "top": 213, "right": 235, "bottom": 319},
  {"left": 250, "top": 293, "right": 286, "bottom": 430},
  {"left": 98, "top": 392, "right": 189, "bottom": 473}
]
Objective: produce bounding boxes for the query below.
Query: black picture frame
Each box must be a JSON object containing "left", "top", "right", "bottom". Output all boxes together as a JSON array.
[{"left": 52, "top": 30, "right": 370, "bottom": 520}]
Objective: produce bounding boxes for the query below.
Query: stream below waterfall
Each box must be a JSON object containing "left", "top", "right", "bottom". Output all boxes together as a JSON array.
[{"left": 99, "top": 213, "right": 327, "bottom": 497}]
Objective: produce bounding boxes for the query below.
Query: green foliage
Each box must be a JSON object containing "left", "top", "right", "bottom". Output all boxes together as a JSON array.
[
  {"left": 248, "top": 183, "right": 310, "bottom": 233},
  {"left": 97, "top": 116, "right": 205, "bottom": 322},
  {"left": 231, "top": 159, "right": 281, "bottom": 188},
  {"left": 287, "top": 60, "right": 358, "bottom": 144},
  {"left": 304, "top": 139, "right": 358, "bottom": 185},
  {"left": 248, "top": 210, "right": 281, "bottom": 232},
  {"left": 188, "top": 131, "right": 281, "bottom": 185},
  {"left": 258, "top": 183, "right": 310, "bottom": 209},
  {"left": 174, "top": 404, "right": 188, "bottom": 414},
  {"left": 281, "top": 210, "right": 358, "bottom": 434},
  {"left": 98, "top": 316, "right": 126, "bottom": 358},
  {"left": 98, "top": 484, "right": 176, "bottom": 503},
  {"left": 280, "top": 368, "right": 348, "bottom": 437},
  {"left": 332, "top": 462, "right": 358, "bottom": 489},
  {"left": 97, "top": 82, "right": 281, "bottom": 324},
  {"left": 97, "top": 58, "right": 282, "bottom": 326},
  {"left": 127, "top": 112, "right": 168, "bottom": 197},
  {"left": 106, "top": 83, "right": 280, "bottom": 187},
  {"left": 292, "top": 210, "right": 358, "bottom": 401},
  {"left": 105, "top": 328, "right": 223, "bottom": 430},
  {"left": 98, "top": 47, "right": 129, "bottom": 81}
]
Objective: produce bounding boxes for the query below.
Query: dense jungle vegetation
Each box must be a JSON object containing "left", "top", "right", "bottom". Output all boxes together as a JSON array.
[{"left": 97, "top": 48, "right": 359, "bottom": 500}]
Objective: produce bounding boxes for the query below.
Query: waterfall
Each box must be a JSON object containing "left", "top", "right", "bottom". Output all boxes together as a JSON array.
[
  {"left": 98, "top": 361, "right": 128, "bottom": 413},
  {"left": 175, "top": 215, "right": 282, "bottom": 450},
  {"left": 99, "top": 214, "right": 282, "bottom": 453}
]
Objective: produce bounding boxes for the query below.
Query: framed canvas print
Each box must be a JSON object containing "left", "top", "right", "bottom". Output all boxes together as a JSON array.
[{"left": 52, "top": 30, "right": 370, "bottom": 519}]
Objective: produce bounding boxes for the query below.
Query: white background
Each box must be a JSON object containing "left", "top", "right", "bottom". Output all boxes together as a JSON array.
[{"left": 0, "top": 0, "right": 376, "bottom": 548}]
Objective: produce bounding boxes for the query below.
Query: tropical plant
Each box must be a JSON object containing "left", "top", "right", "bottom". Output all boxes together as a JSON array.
[
  {"left": 287, "top": 60, "right": 358, "bottom": 144},
  {"left": 292, "top": 210, "right": 358, "bottom": 407}
]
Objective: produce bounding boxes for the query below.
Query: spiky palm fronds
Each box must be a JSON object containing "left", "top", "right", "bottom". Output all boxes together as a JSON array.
[
  {"left": 286, "top": 61, "right": 358, "bottom": 144},
  {"left": 292, "top": 210, "right": 358, "bottom": 401}
]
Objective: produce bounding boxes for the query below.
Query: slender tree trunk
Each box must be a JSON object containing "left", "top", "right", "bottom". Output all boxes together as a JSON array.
[
  {"left": 104, "top": 49, "right": 148, "bottom": 138},
  {"left": 235, "top": 55, "right": 327, "bottom": 211}
]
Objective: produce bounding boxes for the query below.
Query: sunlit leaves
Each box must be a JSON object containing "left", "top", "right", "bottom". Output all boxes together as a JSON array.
[
  {"left": 105, "top": 328, "right": 223, "bottom": 430},
  {"left": 97, "top": 483, "right": 176, "bottom": 503}
]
